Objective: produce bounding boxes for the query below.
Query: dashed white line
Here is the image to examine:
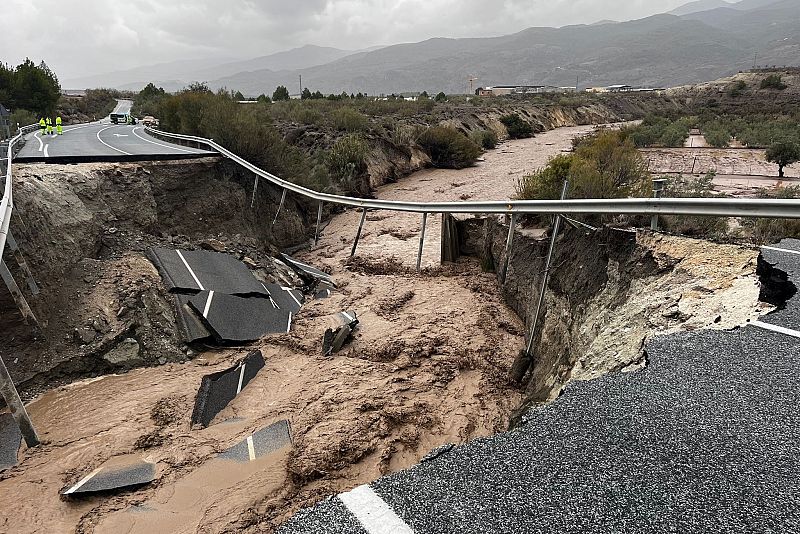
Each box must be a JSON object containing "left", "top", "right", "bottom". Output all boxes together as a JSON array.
[
  {"left": 202, "top": 290, "right": 215, "bottom": 318},
  {"left": 43, "top": 144, "right": 49, "bottom": 158},
  {"left": 236, "top": 363, "right": 247, "bottom": 394},
  {"left": 338, "top": 485, "right": 414, "bottom": 534},
  {"left": 762, "top": 246, "right": 800, "bottom": 256},
  {"left": 246, "top": 435, "right": 256, "bottom": 461},
  {"left": 175, "top": 249, "right": 205, "bottom": 290},
  {"left": 132, "top": 127, "right": 199, "bottom": 153},
  {"left": 341, "top": 311, "right": 354, "bottom": 323},
  {"left": 282, "top": 287, "right": 303, "bottom": 308},
  {"left": 287, "top": 312, "right": 293, "bottom": 333},
  {"left": 751, "top": 320, "right": 800, "bottom": 339},
  {"left": 96, "top": 126, "right": 132, "bottom": 155}
]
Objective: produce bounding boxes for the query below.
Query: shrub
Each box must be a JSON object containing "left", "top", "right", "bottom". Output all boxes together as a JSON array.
[
  {"left": 326, "top": 135, "right": 368, "bottom": 182},
  {"left": 500, "top": 114, "right": 533, "bottom": 139},
  {"left": 766, "top": 141, "right": 800, "bottom": 178},
  {"left": 727, "top": 80, "right": 747, "bottom": 97},
  {"left": 704, "top": 128, "right": 731, "bottom": 148},
  {"left": 744, "top": 185, "right": 800, "bottom": 244},
  {"left": 417, "top": 126, "right": 481, "bottom": 169},
  {"left": 273, "top": 85, "right": 290, "bottom": 101},
  {"left": 469, "top": 129, "right": 498, "bottom": 150},
  {"left": 330, "top": 107, "right": 368, "bottom": 132},
  {"left": 435, "top": 92, "right": 447, "bottom": 102},
  {"left": 292, "top": 107, "right": 323, "bottom": 126},
  {"left": 760, "top": 75, "right": 787, "bottom": 90},
  {"left": 10, "top": 108, "right": 37, "bottom": 131}
]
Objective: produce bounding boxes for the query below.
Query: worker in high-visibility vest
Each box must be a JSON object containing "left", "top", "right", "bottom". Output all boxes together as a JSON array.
[
  {"left": 45, "top": 117, "right": 53, "bottom": 136},
  {"left": 39, "top": 118, "right": 46, "bottom": 136},
  {"left": 56, "top": 116, "right": 63, "bottom": 135}
]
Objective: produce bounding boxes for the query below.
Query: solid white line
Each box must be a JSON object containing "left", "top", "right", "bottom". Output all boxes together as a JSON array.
[
  {"left": 341, "top": 312, "right": 354, "bottom": 323},
  {"left": 175, "top": 249, "right": 205, "bottom": 290},
  {"left": 762, "top": 246, "right": 800, "bottom": 256},
  {"left": 35, "top": 132, "right": 43, "bottom": 151},
  {"left": 202, "top": 290, "right": 215, "bottom": 318},
  {"left": 338, "top": 485, "right": 414, "bottom": 534},
  {"left": 751, "top": 320, "right": 800, "bottom": 339},
  {"left": 43, "top": 144, "right": 49, "bottom": 158},
  {"left": 287, "top": 312, "right": 293, "bottom": 333},
  {"left": 246, "top": 435, "right": 256, "bottom": 461},
  {"left": 96, "top": 126, "right": 132, "bottom": 155},
  {"left": 236, "top": 363, "right": 246, "bottom": 394},
  {"left": 64, "top": 467, "right": 104, "bottom": 495},
  {"left": 282, "top": 287, "right": 303, "bottom": 308},
  {"left": 132, "top": 127, "right": 198, "bottom": 153}
]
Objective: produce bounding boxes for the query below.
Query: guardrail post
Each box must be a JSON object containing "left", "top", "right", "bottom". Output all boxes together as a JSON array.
[
  {"left": 0, "top": 261, "right": 39, "bottom": 327},
  {"left": 416, "top": 212, "right": 428, "bottom": 272},
  {"left": 350, "top": 208, "right": 368, "bottom": 257},
  {"left": 6, "top": 232, "right": 38, "bottom": 295},
  {"left": 272, "top": 189, "right": 287, "bottom": 226},
  {"left": 651, "top": 179, "right": 667, "bottom": 231},
  {"left": 250, "top": 176, "right": 259, "bottom": 209},
  {"left": 0, "top": 355, "right": 40, "bottom": 448},
  {"left": 314, "top": 202, "right": 323, "bottom": 245},
  {"left": 500, "top": 213, "right": 518, "bottom": 285}
]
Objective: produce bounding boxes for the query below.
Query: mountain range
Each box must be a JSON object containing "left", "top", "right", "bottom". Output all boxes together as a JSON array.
[{"left": 64, "top": 0, "right": 800, "bottom": 95}]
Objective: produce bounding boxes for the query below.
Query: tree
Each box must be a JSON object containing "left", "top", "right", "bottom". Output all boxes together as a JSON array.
[
  {"left": 139, "top": 82, "right": 165, "bottom": 100},
  {"left": 301, "top": 88, "right": 312, "bottom": 100},
  {"left": 257, "top": 94, "right": 271, "bottom": 104},
  {"left": 500, "top": 113, "right": 534, "bottom": 139},
  {"left": 8, "top": 59, "right": 60, "bottom": 115},
  {"left": 185, "top": 81, "right": 211, "bottom": 93},
  {"left": 766, "top": 141, "right": 800, "bottom": 178},
  {"left": 234, "top": 90, "right": 245, "bottom": 101},
  {"left": 435, "top": 91, "right": 447, "bottom": 102},
  {"left": 273, "top": 85, "right": 290, "bottom": 101},
  {"left": 761, "top": 75, "right": 787, "bottom": 90},
  {"left": 419, "top": 90, "right": 429, "bottom": 99}
]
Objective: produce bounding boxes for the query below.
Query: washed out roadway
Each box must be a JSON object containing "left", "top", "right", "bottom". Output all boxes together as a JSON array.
[{"left": 279, "top": 244, "right": 800, "bottom": 532}]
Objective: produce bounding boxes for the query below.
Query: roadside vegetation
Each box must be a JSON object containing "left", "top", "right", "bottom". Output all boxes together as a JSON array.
[{"left": 0, "top": 59, "right": 60, "bottom": 129}]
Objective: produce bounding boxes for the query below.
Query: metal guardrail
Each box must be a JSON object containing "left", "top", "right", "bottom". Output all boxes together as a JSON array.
[
  {"left": 146, "top": 127, "right": 800, "bottom": 219},
  {"left": 1, "top": 124, "right": 38, "bottom": 259}
]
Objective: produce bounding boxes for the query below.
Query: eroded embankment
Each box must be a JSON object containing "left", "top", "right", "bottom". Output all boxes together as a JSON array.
[
  {"left": 457, "top": 219, "right": 767, "bottom": 410},
  {"left": 0, "top": 158, "right": 314, "bottom": 391}
]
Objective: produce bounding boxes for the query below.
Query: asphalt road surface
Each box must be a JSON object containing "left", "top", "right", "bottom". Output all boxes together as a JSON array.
[
  {"left": 15, "top": 100, "right": 214, "bottom": 162},
  {"left": 280, "top": 241, "right": 800, "bottom": 533}
]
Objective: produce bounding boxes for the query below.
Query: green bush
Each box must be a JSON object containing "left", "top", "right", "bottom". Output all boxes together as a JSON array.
[
  {"left": 417, "top": 126, "right": 481, "bottom": 169},
  {"left": 326, "top": 135, "right": 368, "bottom": 181},
  {"left": 760, "top": 75, "right": 787, "bottom": 90},
  {"left": 500, "top": 114, "right": 533, "bottom": 139},
  {"left": 727, "top": 80, "right": 747, "bottom": 97},
  {"left": 744, "top": 185, "right": 800, "bottom": 244},
  {"left": 469, "top": 129, "right": 498, "bottom": 150},
  {"left": 330, "top": 107, "right": 368, "bottom": 132},
  {"left": 704, "top": 128, "right": 731, "bottom": 148},
  {"left": 10, "top": 109, "right": 37, "bottom": 131}
]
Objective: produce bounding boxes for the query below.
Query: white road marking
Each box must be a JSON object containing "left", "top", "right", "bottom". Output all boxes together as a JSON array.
[
  {"left": 282, "top": 287, "right": 303, "bottom": 308},
  {"left": 236, "top": 363, "right": 246, "bottom": 394},
  {"left": 202, "top": 290, "right": 215, "bottom": 318},
  {"left": 338, "top": 485, "right": 415, "bottom": 534},
  {"left": 43, "top": 144, "right": 49, "bottom": 158},
  {"left": 751, "top": 320, "right": 800, "bottom": 339},
  {"left": 762, "top": 246, "right": 800, "bottom": 256},
  {"left": 132, "top": 127, "right": 199, "bottom": 153},
  {"left": 175, "top": 249, "right": 205, "bottom": 290},
  {"left": 246, "top": 435, "right": 256, "bottom": 461},
  {"left": 287, "top": 312, "right": 293, "bottom": 333},
  {"left": 63, "top": 467, "right": 104, "bottom": 495},
  {"left": 96, "top": 126, "right": 132, "bottom": 155},
  {"left": 35, "top": 132, "right": 43, "bottom": 152},
  {"left": 341, "top": 311, "right": 354, "bottom": 323}
]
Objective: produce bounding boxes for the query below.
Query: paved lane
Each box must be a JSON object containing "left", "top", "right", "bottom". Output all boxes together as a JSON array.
[{"left": 280, "top": 242, "right": 800, "bottom": 533}]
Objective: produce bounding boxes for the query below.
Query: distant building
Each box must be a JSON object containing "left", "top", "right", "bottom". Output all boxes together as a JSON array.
[
  {"left": 586, "top": 84, "right": 661, "bottom": 93},
  {"left": 477, "top": 85, "right": 571, "bottom": 96}
]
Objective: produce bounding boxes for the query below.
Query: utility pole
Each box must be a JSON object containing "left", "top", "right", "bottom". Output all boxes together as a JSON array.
[
  {"left": 576, "top": 74, "right": 579, "bottom": 92},
  {"left": 299, "top": 74, "right": 303, "bottom": 97},
  {"left": 753, "top": 52, "right": 757, "bottom": 70}
]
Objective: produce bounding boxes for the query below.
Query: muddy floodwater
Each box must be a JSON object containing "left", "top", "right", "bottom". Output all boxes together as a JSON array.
[{"left": 0, "top": 125, "right": 605, "bottom": 533}]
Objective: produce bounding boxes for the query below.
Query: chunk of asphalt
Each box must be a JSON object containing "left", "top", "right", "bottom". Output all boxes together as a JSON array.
[
  {"left": 218, "top": 420, "right": 292, "bottom": 463},
  {"left": 191, "top": 351, "right": 266, "bottom": 427},
  {"left": 280, "top": 254, "right": 336, "bottom": 287},
  {"left": 174, "top": 294, "right": 213, "bottom": 343},
  {"left": 323, "top": 311, "right": 359, "bottom": 356},
  {"left": 188, "top": 291, "right": 292, "bottom": 343},
  {"left": 148, "top": 247, "right": 269, "bottom": 297},
  {"left": 0, "top": 413, "right": 21, "bottom": 471},
  {"left": 263, "top": 282, "right": 304, "bottom": 314},
  {"left": 61, "top": 458, "right": 156, "bottom": 496},
  {"left": 314, "top": 280, "right": 338, "bottom": 300}
]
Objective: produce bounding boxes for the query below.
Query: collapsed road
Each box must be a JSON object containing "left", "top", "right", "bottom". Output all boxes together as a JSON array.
[{"left": 0, "top": 124, "right": 794, "bottom": 533}]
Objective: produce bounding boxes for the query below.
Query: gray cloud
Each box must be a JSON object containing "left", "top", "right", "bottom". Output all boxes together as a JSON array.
[{"left": 2, "top": 0, "right": 688, "bottom": 80}]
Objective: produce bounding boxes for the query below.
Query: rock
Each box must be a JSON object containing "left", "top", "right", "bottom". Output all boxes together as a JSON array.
[
  {"left": 242, "top": 256, "right": 258, "bottom": 269},
  {"left": 200, "top": 239, "right": 225, "bottom": 253},
  {"left": 103, "top": 338, "right": 143, "bottom": 367},
  {"left": 158, "top": 357, "right": 167, "bottom": 365},
  {"left": 75, "top": 328, "right": 96, "bottom": 344}
]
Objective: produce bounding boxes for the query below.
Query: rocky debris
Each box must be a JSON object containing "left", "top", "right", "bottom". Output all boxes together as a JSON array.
[
  {"left": 102, "top": 338, "right": 143, "bottom": 367},
  {"left": 322, "top": 312, "right": 359, "bottom": 356}
]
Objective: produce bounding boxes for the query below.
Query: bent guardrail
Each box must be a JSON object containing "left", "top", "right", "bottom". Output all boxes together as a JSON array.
[{"left": 145, "top": 127, "right": 800, "bottom": 219}]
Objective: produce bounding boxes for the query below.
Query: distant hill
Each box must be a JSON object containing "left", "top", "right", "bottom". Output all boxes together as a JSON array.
[
  {"left": 206, "top": 0, "right": 800, "bottom": 95},
  {"left": 669, "top": 0, "right": 733, "bottom": 16}
]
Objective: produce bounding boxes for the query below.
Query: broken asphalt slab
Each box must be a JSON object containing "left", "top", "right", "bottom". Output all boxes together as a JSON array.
[
  {"left": 263, "top": 283, "right": 305, "bottom": 314},
  {"left": 61, "top": 457, "right": 156, "bottom": 497},
  {"left": 323, "top": 311, "right": 359, "bottom": 356},
  {"left": 759, "top": 239, "right": 800, "bottom": 331},
  {"left": 0, "top": 413, "right": 21, "bottom": 471},
  {"left": 280, "top": 326, "right": 800, "bottom": 533},
  {"left": 148, "top": 247, "right": 269, "bottom": 296},
  {"left": 174, "top": 294, "right": 213, "bottom": 343},
  {"left": 191, "top": 351, "right": 265, "bottom": 427},
  {"left": 280, "top": 254, "right": 336, "bottom": 287},
  {"left": 188, "top": 290, "right": 292, "bottom": 343},
  {"left": 219, "top": 420, "right": 292, "bottom": 463}
]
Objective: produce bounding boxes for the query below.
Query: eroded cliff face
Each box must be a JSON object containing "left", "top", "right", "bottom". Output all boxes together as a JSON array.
[{"left": 458, "top": 219, "right": 766, "bottom": 411}]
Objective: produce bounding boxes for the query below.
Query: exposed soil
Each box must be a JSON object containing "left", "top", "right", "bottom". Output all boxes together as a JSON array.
[{"left": 0, "top": 124, "right": 767, "bottom": 533}]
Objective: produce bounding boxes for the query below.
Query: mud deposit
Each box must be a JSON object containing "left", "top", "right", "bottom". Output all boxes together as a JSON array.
[{"left": 0, "top": 125, "right": 766, "bottom": 533}]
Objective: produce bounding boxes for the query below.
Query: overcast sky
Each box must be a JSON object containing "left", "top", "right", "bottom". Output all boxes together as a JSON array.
[{"left": 3, "top": 0, "right": 689, "bottom": 80}]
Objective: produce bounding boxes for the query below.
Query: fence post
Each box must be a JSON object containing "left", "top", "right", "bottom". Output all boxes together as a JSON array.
[
  {"left": 500, "top": 213, "right": 518, "bottom": 285},
  {"left": 0, "top": 355, "right": 39, "bottom": 447},
  {"left": 351, "top": 208, "right": 368, "bottom": 257},
  {"left": 314, "top": 202, "right": 323, "bottom": 245},
  {"left": 250, "top": 176, "right": 259, "bottom": 209},
  {"left": 416, "top": 212, "right": 428, "bottom": 272}
]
